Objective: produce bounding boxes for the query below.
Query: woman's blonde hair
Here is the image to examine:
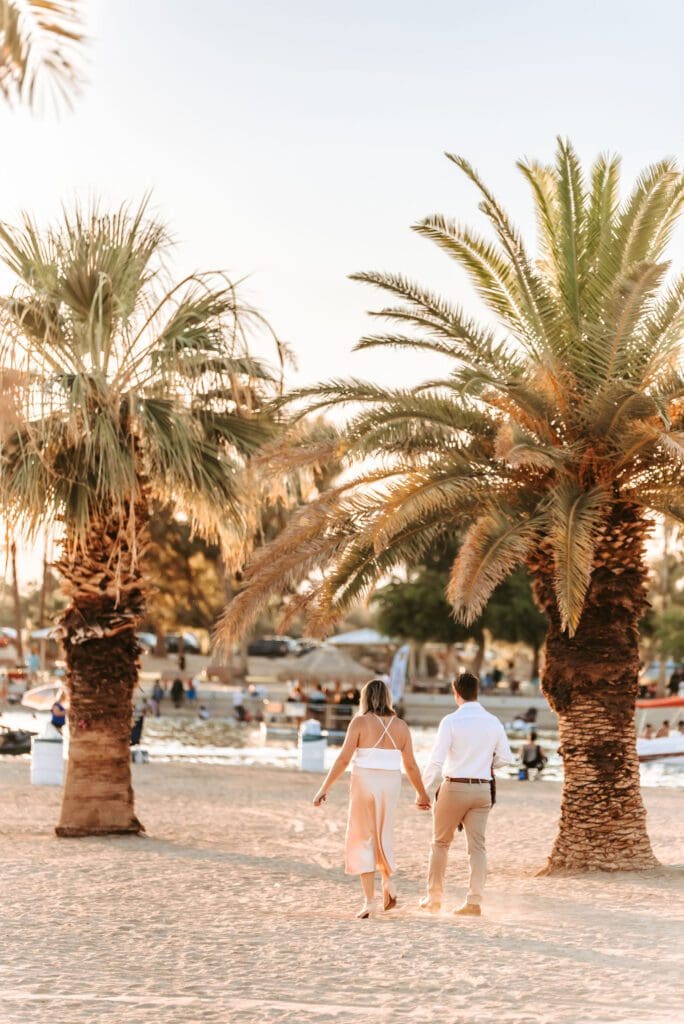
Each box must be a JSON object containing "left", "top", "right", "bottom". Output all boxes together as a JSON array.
[{"left": 360, "top": 678, "right": 394, "bottom": 716}]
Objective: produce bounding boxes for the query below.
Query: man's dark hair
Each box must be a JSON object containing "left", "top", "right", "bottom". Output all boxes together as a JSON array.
[{"left": 453, "top": 672, "right": 479, "bottom": 701}]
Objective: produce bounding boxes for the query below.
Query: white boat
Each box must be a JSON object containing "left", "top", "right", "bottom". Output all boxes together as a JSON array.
[
  {"left": 636, "top": 734, "right": 684, "bottom": 762},
  {"left": 21, "top": 682, "right": 65, "bottom": 711},
  {"left": 635, "top": 698, "right": 683, "bottom": 760}
]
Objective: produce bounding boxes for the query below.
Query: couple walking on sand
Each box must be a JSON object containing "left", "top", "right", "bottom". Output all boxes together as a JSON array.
[{"left": 313, "top": 672, "right": 514, "bottom": 918}]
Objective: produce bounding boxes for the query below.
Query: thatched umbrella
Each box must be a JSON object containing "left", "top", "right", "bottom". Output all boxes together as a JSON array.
[{"left": 283, "top": 645, "right": 374, "bottom": 684}]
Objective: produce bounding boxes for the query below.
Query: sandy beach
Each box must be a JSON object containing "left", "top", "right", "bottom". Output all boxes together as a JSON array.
[{"left": 1, "top": 760, "right": 682, "bottom": 1024}]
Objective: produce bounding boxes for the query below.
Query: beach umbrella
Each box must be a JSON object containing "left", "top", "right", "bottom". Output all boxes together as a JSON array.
[
  {"left": 290, "top": 645, "right": 374, "bottom": 683},
  {"left": 29, "top": 627, "right": 53, "bottom": 640},
  {"left": 0, "top": 627, "right": 18, "bottom": 640},
  {"left": 21, "top": 683, "right": 65, "bottom": 711},
  {"left": 327, "top": 628, "right": 395, "bottom": 646}
]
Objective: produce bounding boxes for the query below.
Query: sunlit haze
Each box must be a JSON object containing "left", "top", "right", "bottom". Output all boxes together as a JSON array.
[
  {"left": 1, "top": 0, "right": 682, "bottom": 386},
  {"left": 1, "top": 0, "right": 683, "bottom": 581}
]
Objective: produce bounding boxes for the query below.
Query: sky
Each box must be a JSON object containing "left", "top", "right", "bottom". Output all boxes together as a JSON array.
[
  {"left": 1, "top": 0, "right": 683, "bottom": 582},
  {"left": 1, "top": 0, "right": 682, "bottom": 391}
]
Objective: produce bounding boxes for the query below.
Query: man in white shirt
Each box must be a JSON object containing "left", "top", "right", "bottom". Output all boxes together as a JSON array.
[{"left": 420, "top": 672, "right": 514, "bottom": 916}]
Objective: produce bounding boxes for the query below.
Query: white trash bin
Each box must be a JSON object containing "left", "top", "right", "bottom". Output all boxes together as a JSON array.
[
  {"left": 31, "top": 736, "right": 64, "bottom": 785},
  {"left": 298, "top": 719, "right": 327, "bottom": 772}
]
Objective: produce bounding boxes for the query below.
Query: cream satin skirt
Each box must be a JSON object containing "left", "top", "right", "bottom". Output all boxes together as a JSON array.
[{"left": 344, "top": 767, "right": 402, "bottom": 875}]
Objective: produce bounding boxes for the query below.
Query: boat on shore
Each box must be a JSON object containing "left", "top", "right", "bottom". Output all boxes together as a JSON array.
[
  {"left": 637, "top": 734, "right": 684, "bottom": 762},
  {"left": 0, "top": 723, "right": 35, "bottom": 755},
  {"left": 636, "top": 697, "right": 684, "bottom": 761}
]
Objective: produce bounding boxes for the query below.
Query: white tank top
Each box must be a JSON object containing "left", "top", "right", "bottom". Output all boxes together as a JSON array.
[{"left": 352, "top": 715, "right": 402, "bottom": 771}]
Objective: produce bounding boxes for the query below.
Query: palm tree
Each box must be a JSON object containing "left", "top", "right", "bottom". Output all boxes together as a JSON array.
[
  {"left": 0, "top": 199, "right": 278, "bottom": 836},
  {"left": 0, "top": 1, "right": 84, "bottom": 111},
  {"left": 218, "top": 140, "right": 684, "bottom": 873},
  {"left": 9, "top": 539, "right": 24, "bottom": 660}
]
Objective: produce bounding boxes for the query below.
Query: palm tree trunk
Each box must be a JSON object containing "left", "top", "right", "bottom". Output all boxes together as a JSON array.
[
  {"left": 416, "top": 642, "right": 429, "bottom": 679},
  {"left": 37, "top": 538, "right": 49, "bottom": 629},
  {"left": 54, "top": 507, "right": 147, "bottom": 837},
  {"left": 10, "top": 541, "right": 24, "bottom": 662},
  {"left": 470, "top": 629, "right": 485, "bottom": 678},
  {"left": 529, "top": 506, "right": 658, "bottom": 873},
  {"left": 530, "top": 642, "right": 541, "bottom": 685},
  {"left": 149, "top": 618, "right": 167, "bottom": 657},
  {"left": 56, "top": 629, "right": 142, "bottom": 836}
]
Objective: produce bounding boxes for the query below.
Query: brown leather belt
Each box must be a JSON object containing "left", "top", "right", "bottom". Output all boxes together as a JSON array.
[{"left": 446, "top": 777, "right": 490, "bottom": 784}]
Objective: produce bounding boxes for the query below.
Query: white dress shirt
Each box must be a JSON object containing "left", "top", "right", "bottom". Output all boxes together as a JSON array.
[{"left": 422, "top": 701, "right": 515, "bottom": 790}]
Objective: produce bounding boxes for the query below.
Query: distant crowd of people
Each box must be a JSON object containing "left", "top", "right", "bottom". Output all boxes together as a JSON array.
[
  {"left": 232, "top": 683, "right": 268, "bottom": 722},
  {"left": 148, "top": 676, "right": 204, "bottom": 713},
  {"left": 641, "top": 720, "right": 684, "bottom": 739},
  {"left": 288, "top": 679, "right": 369, "bottom": 707},
  {"left": 131, "top": 676, "right": 211, "bottom": 732},
  {"left": 481, "top": 663, "right": 526, "bottom": 695},
  {"left": 230, "top": 679, "right": 369, "bottom": 724}
]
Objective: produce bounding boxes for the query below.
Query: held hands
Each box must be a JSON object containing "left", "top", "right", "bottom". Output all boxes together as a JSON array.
[
  {"left": 312, "top": 789, "right": 327, "bottom": 807},
  {"left": 415, "top": 791, "right": 431, "bottom": 811}
]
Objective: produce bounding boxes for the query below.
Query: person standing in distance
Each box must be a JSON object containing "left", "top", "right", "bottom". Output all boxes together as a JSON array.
[{"left": 420, "top": 672, "right": 514, "bottom": 916}]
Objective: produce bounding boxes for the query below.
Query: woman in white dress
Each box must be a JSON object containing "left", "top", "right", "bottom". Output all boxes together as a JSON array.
[{"left": 313, "top": 678, "right": 431, "bottom": 918}]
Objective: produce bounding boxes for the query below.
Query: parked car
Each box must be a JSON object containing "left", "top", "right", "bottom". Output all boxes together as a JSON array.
[
  {"left": 247, "top": 636, "right": 292, "bottom": 658},
  {"left": 295, "top": 638, "right": 320, "bottom": 657},
  {"left": 136, "top": 632, "right": 157, "bottom": 652},
  {"left": 135, "top": 632, "right": 202, "bottom": 655},
  {"left": 641, "top": 660, "right": 679, "bottom": 680},
  {"left": 164, "top": 633, "right": 201, "bottom": 655}
]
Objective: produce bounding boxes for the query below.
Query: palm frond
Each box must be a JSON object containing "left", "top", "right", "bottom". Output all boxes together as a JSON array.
[
  {"left": 585, "top": 153, "right": 621, "bottom": 271},
  {"left": 446, "top": 151, "right": 565, "bottom": 361},
  {"left": 212, "top": 142, "right": 684, "bottom": 646},
  {"left": 447, "top": 512, "right": 544, "bottom": 625},
  {"left": 413, "top": 215, "right": 524, "bottom": 332},
  {"left": 0, "top": 0, "right": 85, "bottom": 112},
  {"left": 589, "top": 387, "right": 661, "bottom": 440},
  {"left": 494, "top": 421, "right": 570, "bottom": 469},
  {"left": 371, "top": 460, "right": 506, "bottom": 552},
  {"left": 592, "top": 261, "right": 668, "bottom": 384},
  {"left": 548, "top": 484, "right": 610, "bottom": 635},
  {"left": 305, "top": 517, "right": 460, "bottom": 635},
  {"left": 615, "top": 160, "right": 680, "bottom": 268},
  {"left": 516, "top": 157, "right": 559, "bottom": 271},
  {"left": 554, "top": 138, "right": 587, "bottom": 329},
  {"left": 351, "top": 269, "right": 516, "bottom": 373},
  {"left": 0, "top": 199, "right": 280, "bottom": 569}
]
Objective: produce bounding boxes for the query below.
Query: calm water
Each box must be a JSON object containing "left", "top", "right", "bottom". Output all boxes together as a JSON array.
[{"left": 3, "top": 708, "right": 683, "bottom": 789}]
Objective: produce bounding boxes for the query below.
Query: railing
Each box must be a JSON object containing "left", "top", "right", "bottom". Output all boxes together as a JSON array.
[
  {"left": 263, "top": 699, "right": 356, "bottom": 733},
  {"left": 307, "top": 702, "right": 356, "bottom": 732}
]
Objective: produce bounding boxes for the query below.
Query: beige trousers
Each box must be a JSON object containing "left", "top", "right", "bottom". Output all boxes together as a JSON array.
[{"left": 427, "top": 781, "right": 491, "bottom": 906}]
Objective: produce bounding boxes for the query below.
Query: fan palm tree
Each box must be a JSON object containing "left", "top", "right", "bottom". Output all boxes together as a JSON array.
[
  {"left": 0, "top": 199, "right": 278, "bottom": 836},
  {"left": 0, "top": 1, "right": 84, "bottom": 111},
  {"left": 217, "top": 140, "right": 684, "bottom": 873}
]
